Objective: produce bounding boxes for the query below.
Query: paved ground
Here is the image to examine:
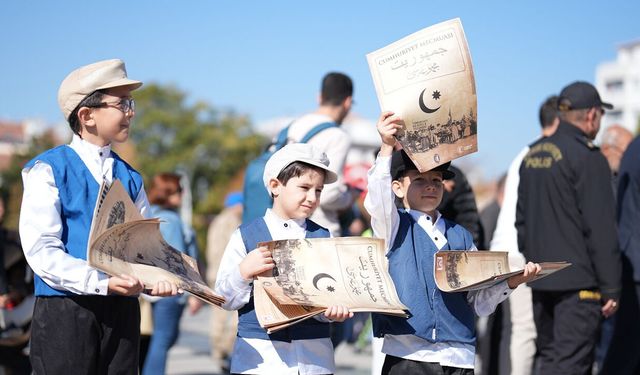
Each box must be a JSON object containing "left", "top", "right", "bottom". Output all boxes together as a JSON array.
[{"left": 167, "top": 306, "right": 372, "bottom": 375}]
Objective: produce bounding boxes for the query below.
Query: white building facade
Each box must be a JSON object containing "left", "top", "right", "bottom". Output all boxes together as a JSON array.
[{"left": 596, "top": 40, "right": 640, "bottom": 134}]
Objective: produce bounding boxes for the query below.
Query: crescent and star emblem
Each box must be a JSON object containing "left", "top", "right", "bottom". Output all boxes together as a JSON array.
[
  {"left": 419, "top": 88, "right": 441, "bottom": 114},
  {"left": 312, "top": 273, "right": 337, "bottom": 292}
]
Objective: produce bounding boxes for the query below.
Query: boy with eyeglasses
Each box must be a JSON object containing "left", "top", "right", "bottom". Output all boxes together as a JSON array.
[{"left": 19, "top": 59, "right": 179, "bottom": 375}]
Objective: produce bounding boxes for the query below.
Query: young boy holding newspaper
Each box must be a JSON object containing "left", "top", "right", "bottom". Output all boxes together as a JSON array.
[
  {"left": 19, "top": 59, "right": 179, "bottom": 375},
  {"left": 364, "top": 111, "right": 542, "bottom": 375},
  {"left": 215, "top": 143, "right": 353, "bottom": 375}
]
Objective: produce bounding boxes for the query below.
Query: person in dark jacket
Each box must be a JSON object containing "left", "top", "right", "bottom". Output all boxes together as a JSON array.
[
  {"left": 438, "top": 165, "right": 485, "bottom": 249},
  {"left": 516, "top": 81, "right": 621, "bottom": 375},
  {"left": 599, "top": 134, "right": 640, "bottom": 374}
]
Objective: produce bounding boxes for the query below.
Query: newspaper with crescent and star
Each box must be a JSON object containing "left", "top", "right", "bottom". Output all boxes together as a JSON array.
[
  {"left": 86, "top": 179, "right": 225, "bottom": 307},
  {"left": 367, "top": 18, "right": 478, "bottom": 171},
  {"left": 254, "top": 237, "right": 408, "bottom": 333},
  {"left": 434, "top": 251, "right": 571, "bottom": 292}
]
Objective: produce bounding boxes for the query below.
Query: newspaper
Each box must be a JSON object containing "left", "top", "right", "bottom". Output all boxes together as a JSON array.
[
  {"left": 86, "top": 180, "right": 225, "bottom": 306},
  {"left": 434, "top": 251, "right": 571, "bottom": 292},
  {"left": 367, "top": 18, "right": 477, "bottom": 171},
  {"left": 255, "top": 237, "right": 408, "bottom": 333}
]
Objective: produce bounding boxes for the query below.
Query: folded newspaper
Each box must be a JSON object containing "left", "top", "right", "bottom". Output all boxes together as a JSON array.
[
  {"left": 434, "top": 251, "right": 571, "bottom": 292},
  {"left": 86, "top": 180, "right": 225, "bottom": 306},
  {"left": 254, "top": 237, "right": 408, "bottom": 333}
]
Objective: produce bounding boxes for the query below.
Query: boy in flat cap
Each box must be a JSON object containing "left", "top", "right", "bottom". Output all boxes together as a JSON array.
[
  {"left": 215, "top": 143, "right": 353, "bottom": 375},
  {"left": 19, "top": 59, "right": 179, "bottom": 375},
  {"left": 365, "top": 111, "right": 541, "bottom": 375}
]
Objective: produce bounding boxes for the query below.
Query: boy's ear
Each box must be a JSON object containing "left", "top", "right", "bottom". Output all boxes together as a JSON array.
[
  {"left": 268, "top": 178, "right": 282, "bottom": 198},
  {"left": 391, "top": 180, "right": 405, "bottom": 199},
  {"left": 77, "top": 107, "right": 96, "bottom": 128}
]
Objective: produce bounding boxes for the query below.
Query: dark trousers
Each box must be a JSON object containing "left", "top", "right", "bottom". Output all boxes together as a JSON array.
[
  {"left": 30, "top": 295, "right": 140, "bottom": 375},
  {"left": 532, "top": 290, "right": 601, "bottom": 375},
  {"left": 382, "top": 355, "right": 474, "bottom": 375},
  {"left": 599, "top": 277, "right": 640, "bottom": 374}
]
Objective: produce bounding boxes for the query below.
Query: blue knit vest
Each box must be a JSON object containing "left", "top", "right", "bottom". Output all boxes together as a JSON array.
[
  {"left": 372, "top": 211, "right": 476, "bottom": 344},
  {"left": 237, "top": 217, "right": 331, "bottom": 342},
  {"left": 24, "top": 145, "right": 143, "bottom": 297}
]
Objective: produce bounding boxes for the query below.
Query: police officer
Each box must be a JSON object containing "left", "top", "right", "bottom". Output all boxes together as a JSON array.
[{"left": 515, "top": 81, "right": 621, "bottom": 375}]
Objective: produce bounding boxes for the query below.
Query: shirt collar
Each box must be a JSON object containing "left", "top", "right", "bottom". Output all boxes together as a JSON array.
[
  {"left": 70, "top": 134, "right": 112, "bottom": 162},
  {"left": 265, "top": 208, "right": 307, "bottom": 229},
  {"left": 406, "top": 208, "right": 442, "bottom": 226}
]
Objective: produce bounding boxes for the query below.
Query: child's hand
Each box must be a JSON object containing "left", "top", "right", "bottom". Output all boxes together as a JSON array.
[
  {"left": 376, "top": 111, "right": 404, "bottom": 152},
  {"left": 108, "top": 274, "right": 145, "bottom": 296},
  {"left": 324, "top": 305, "right": 354, "bottom": 322},
  {"left": 148, "top": 280, "right": 180, "bottom": 297},
  {"left": 507, "top": 262, "right": 542, "bottom": 289},
  {"left": 239, "top": 246, "right": 275, "bottom": 281}
]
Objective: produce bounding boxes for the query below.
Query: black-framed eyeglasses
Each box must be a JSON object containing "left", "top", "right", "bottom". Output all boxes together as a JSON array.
[{"left": 91, "top": 98, "right": 135, "bottom": 114}]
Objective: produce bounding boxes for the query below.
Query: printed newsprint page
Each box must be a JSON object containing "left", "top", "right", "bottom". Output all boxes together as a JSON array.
[
  {"left": 255, "top": 237, "right": 408, "bottom": 333},
  {"left": 86, "top": 180, "right": 224, "bottom": 306},
  {"left": 367, "top": 18, "right": 478, "bottom": 171},
  {"left": 434, "top": 251, "right": 571, "bottom": 292}
]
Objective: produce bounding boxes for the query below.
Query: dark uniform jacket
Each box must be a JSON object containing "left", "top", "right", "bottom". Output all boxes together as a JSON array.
[{"left": 516, "top": 120, "right": 621, "bottom": 301}]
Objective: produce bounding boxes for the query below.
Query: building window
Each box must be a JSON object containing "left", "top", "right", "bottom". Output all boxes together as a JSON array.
[
  {"left": 606, "top": 110, "right": 623, "bottom": 122},
  {"left": 606, "top": 80, "right": 624, "bottom": 92}
]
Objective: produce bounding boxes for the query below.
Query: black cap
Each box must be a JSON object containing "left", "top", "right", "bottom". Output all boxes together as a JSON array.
[
  {"left": 558, "top": 81, "right": 613, "bottom": 111},
  {"left": 390, "top": 149, "right": 455, "bottom": 180}
]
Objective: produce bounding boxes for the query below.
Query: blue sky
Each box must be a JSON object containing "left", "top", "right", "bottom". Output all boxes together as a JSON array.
[{"left": 1, "top": 1, "right": 638, "bottom": 178}]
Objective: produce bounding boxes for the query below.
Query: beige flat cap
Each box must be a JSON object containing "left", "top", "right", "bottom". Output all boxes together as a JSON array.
[{"left": 57, "top": 59, "right": 143, "bottom": 120}]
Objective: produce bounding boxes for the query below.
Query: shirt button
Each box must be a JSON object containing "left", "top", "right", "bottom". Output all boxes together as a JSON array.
[
  {"left": 503, "top": 292, "right": 508, "bottom": 295},
  {"left": 434, "top": 237, "right": 438, "bottom": 241},
  {"left": 284, "top": 223, "right": 288, "bottom": 228},
  {"left": 95, "top": 288, "right": 100, "bottom": 293}
]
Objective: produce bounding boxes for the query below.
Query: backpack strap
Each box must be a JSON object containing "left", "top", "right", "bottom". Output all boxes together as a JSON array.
[
  {"left": 273, "top": 125, "right": 290, "bottom": 149},
  {"left": 300, "top": 122, "right": 337, "bottom": 143}
]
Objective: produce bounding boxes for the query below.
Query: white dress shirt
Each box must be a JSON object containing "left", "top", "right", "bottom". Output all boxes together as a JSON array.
[
  {"left": 214, "top": 209, "right": 334, "bottom": 375},
  {"left": 19, "top": 134, "right": 151, "bottom": 295},
  {"left": 363, "top": 155, "right": 512, "bottom": 369},
  {"left": 288, "top": 113, "right": 353, "bottom": 236},
  {"left": 490, "top": 146, "right": 530, "bottom": 268}
]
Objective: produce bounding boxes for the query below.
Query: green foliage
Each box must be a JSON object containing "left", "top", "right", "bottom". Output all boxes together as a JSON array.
[
  {"left": 131, "top": 83, "right": 265, "bottom": 215},
  {"left": 130, "top": 83, "right": 266, "bottom": 253},
  {"left": 0, "top": 130, "right": 58, "bottom": 229}
]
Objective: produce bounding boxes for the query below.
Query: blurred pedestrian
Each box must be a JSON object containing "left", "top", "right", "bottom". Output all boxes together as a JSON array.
[
  {"left": 600, "top": 124, "right": 633, "bottom": 196},
  {"left": 599, "top": 133, "right": 640, "bottom": 374},
  {"left": 593, "top": 124, "right": 632, "bottom": 372},
  {"left": 487, "top": 95, "right": 559, "bottom": 375},
  {"left": 206, "top": 191, "right": 243, "bottom": 371},
  {"left": 286, "top": 72, "right": 360, "bottom": 237},
  {"left": 143, "top": 173, "right": 203, "bottom": 375}
]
